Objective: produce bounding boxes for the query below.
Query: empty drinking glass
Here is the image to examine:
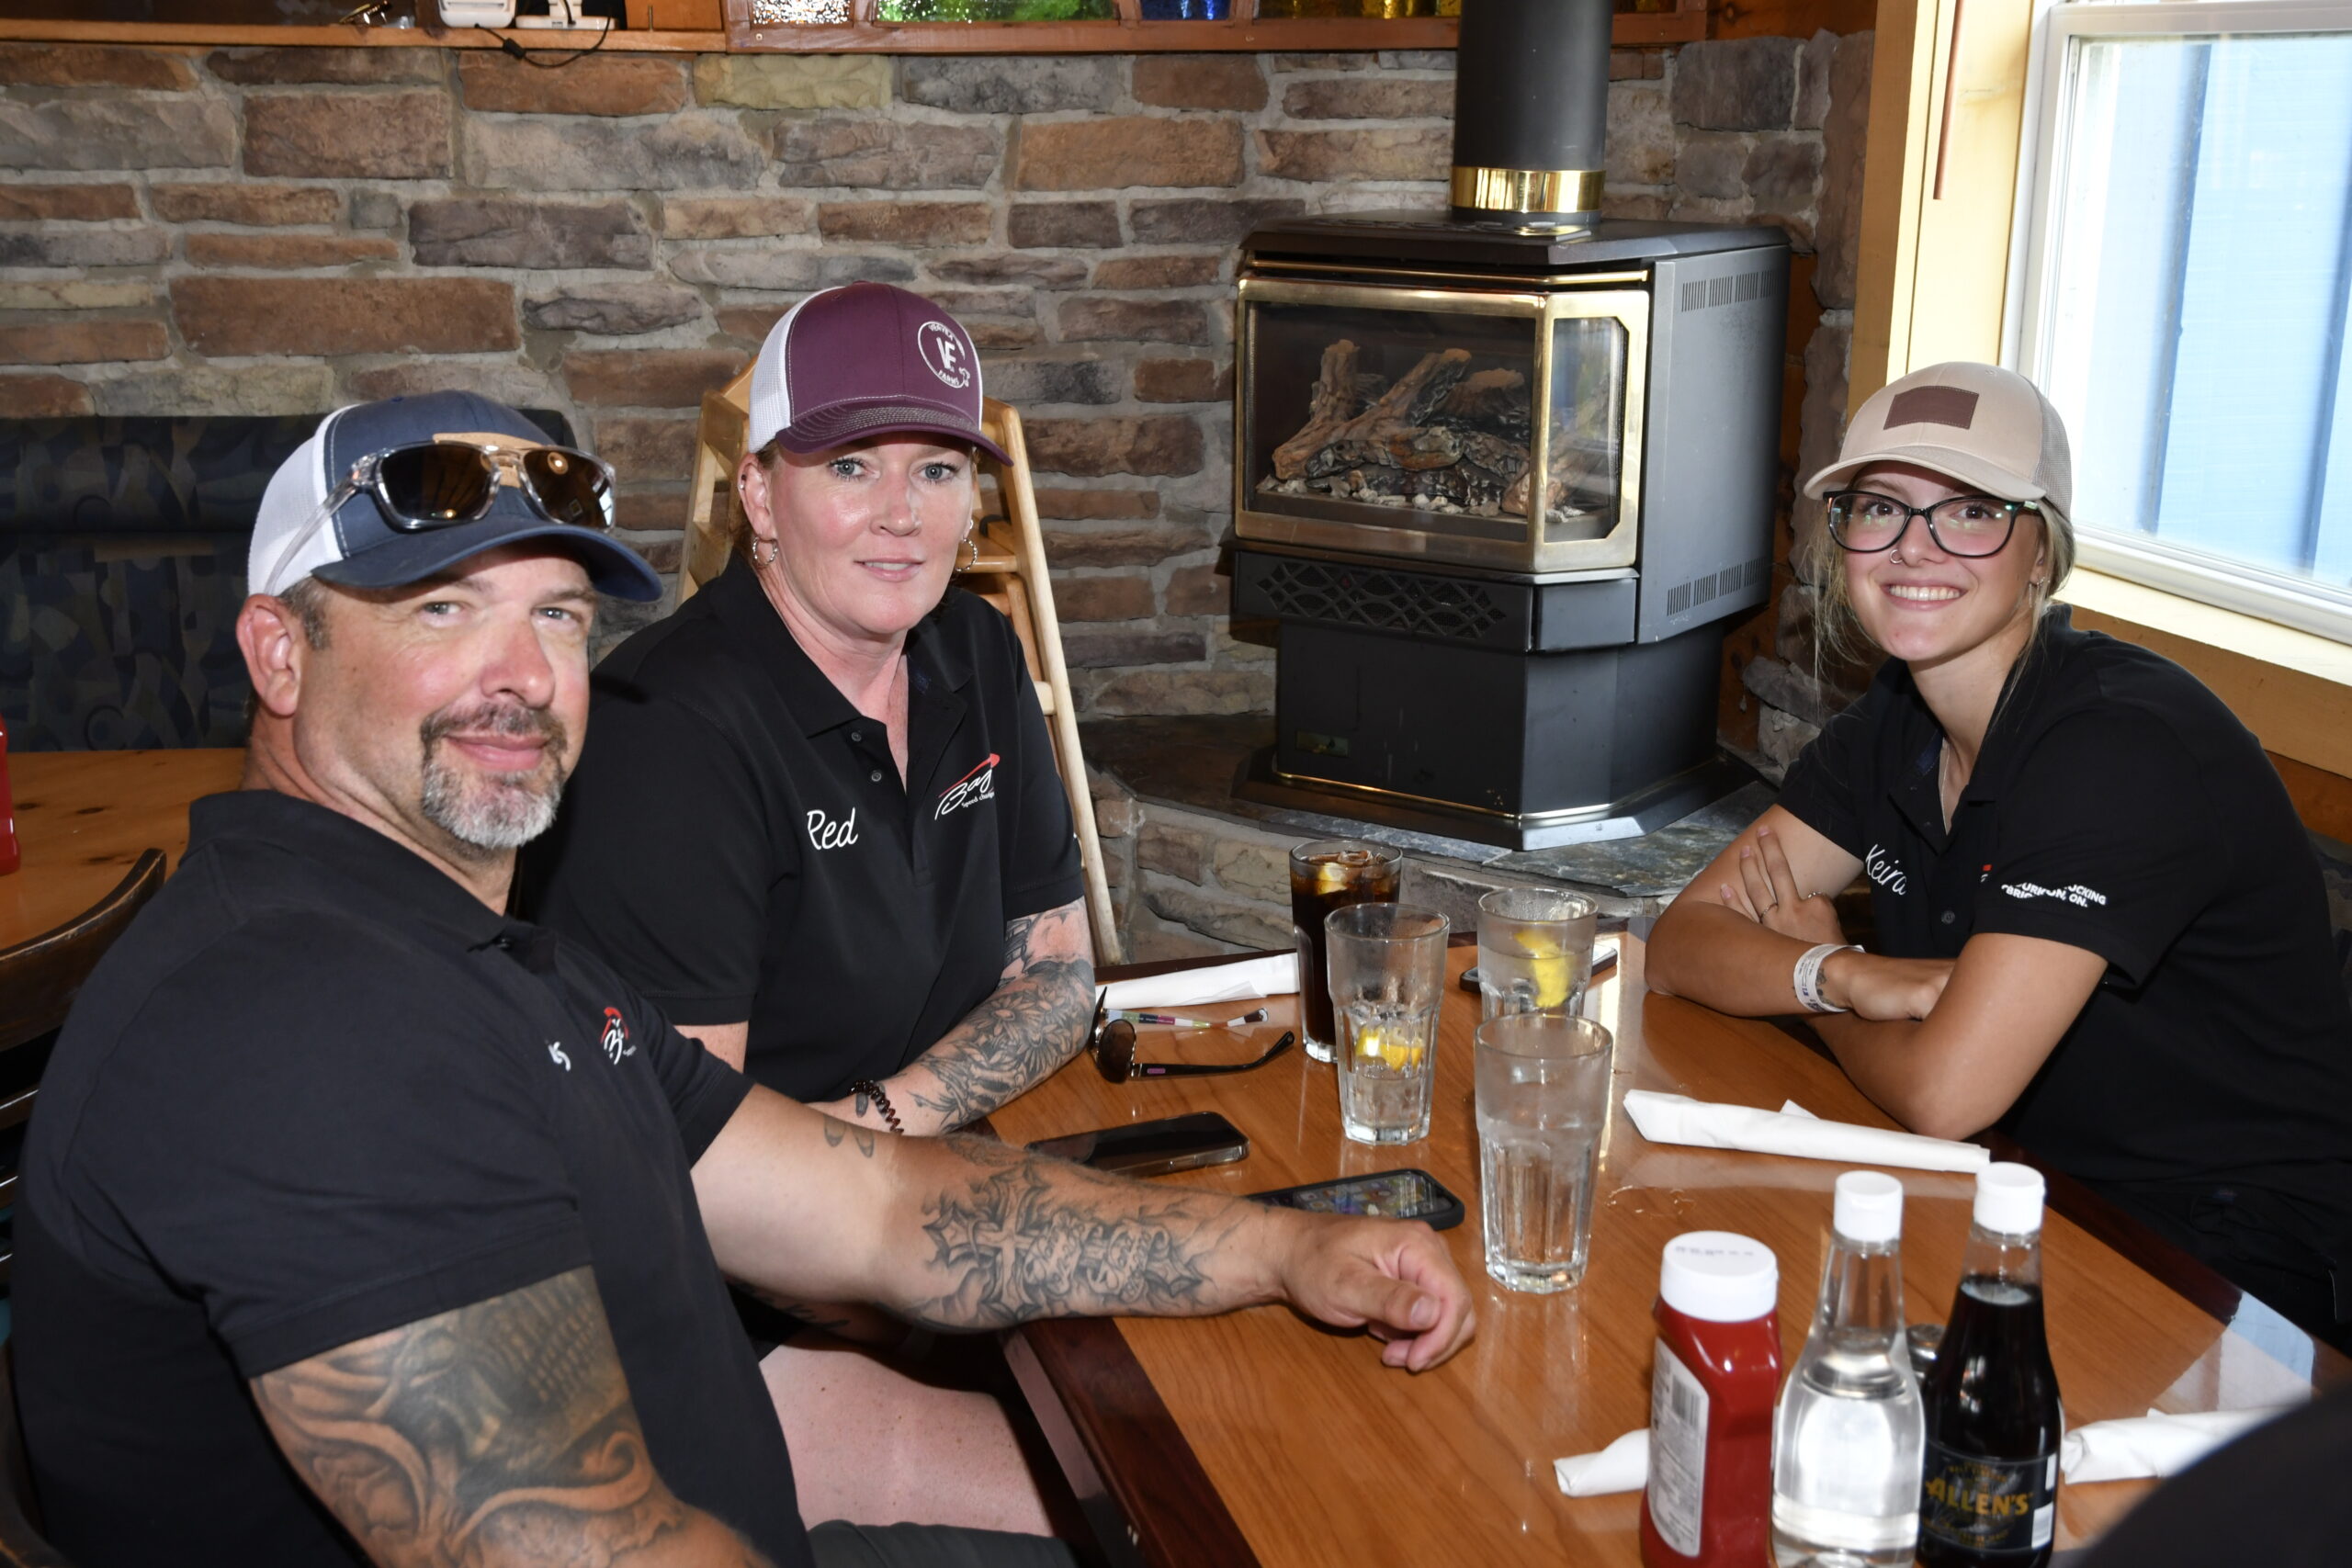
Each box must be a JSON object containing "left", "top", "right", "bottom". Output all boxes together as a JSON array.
[{"left": 1475, "top": 1013, "right": 1612, "bottom": 1292}]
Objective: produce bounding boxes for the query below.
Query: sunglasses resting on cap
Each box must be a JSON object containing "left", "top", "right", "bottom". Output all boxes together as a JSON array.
[{"left": 247, "top": 391, "right": 662, "bottom": 603}]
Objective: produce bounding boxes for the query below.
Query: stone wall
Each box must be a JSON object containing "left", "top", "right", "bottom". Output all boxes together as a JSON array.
[{"left": 1, "top": 35, "right": 1863, "bottom": 736}]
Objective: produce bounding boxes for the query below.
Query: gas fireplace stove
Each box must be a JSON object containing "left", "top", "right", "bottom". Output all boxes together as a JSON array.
[{"left": 1229, "top": 0, "right": 1789, "bottom": 850}]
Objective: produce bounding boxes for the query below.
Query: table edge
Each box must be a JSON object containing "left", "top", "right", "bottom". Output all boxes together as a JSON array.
[{"left": 1007, "top": 1317, "right": 1261, "bottom": 1568}]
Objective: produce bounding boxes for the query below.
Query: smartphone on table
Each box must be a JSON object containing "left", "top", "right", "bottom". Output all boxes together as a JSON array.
[
  {"left": 1026, "top": 1111, "right": 1248, "bottom": 1177},
  {"left": 1250, "top": 1168, "right": 1466, "bottom": 1230}
]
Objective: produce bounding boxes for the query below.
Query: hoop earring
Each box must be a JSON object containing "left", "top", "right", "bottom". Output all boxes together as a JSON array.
[
  {"left": 954, "top": 532, "right": 979, "bottom": 573},
  {"left": 753, "top": 537, "right": 779, "bottom": 566}
]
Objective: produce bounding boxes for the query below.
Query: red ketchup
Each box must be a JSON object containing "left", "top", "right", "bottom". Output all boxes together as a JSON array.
[
  {"left": 1639, "top": 1231, "right": 1781, "bottom": 1568},
  {"left": 0, "top": 711, "right": 17, "bottom": 877}
]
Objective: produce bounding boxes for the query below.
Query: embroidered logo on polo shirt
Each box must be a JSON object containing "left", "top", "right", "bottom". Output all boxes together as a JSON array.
[
  {"left": 2001, "top": 880, "right": 2108, "bottom": 908},
  {"left": 1865, "top": 843, "right": 1909, "bottom": 896},
  {"left": 935, "top": 753, "right": 1001, "bottom": 821},
  {"left": 548, "top": 1041, "right": 572, "bottom": 1072},
  {"left": 807, "top": 807, "right": 861, "bottom": 851},
  {"left": 601, "top": 1007, "right": 635, "bottom": 1066}
]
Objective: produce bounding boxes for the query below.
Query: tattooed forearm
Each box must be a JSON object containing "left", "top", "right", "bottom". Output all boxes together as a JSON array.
[
  {"left": 252, "top": 1268, "right": 774, "bottom": 1568},
  {"left": 900, "top": 1135, "right": 1255, "bottom": 1331},
  {"left": 899, "top": 899, "right": 1094, "bottom": 1130}
]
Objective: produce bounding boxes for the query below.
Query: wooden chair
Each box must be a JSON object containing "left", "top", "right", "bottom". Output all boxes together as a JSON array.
[
  {"left": 0, "top": 851, "right": 167, "bottom": 1287},
  {"left": 684, "top": 374, "right": 1123, "bottom": 963}
]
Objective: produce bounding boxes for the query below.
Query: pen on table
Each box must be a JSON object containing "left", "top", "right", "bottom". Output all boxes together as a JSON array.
[{"left": 1111, "top": 1008, "right": 1272, "bottom": 1029}]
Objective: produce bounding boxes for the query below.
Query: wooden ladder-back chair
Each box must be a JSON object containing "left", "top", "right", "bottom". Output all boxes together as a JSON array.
[{"left": 684, "top": 372, "right": 1122, "bottom": 964}]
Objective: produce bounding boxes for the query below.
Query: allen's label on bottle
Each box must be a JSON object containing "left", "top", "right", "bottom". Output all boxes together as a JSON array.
[
  {"left": 1646, "top": 1338, "right": 1709, "bottom": 1556},
  {"left": 1920, "top": 1442, "right": 2057, "bottom": 1553}
]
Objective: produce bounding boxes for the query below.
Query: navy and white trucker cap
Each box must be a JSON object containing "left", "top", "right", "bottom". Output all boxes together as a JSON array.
[{"left": 247, "top": 391, "right": 662, "bottom": 602}]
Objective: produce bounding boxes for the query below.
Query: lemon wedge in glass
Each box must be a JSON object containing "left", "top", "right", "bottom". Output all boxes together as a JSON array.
[
  {"left": 1513, "top": 929, "right": 1573, "bottom": 1010},
  {"left": 1315, "top": 860, "right": 1351, "bottom": 896},
  {"left": 1356, "top": 1028, "right": 1422, "bottom": 1072}
]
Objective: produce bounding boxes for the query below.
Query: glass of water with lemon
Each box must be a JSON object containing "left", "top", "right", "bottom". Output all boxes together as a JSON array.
[
  {"left": 1326, "top": 903, "right": 1450, "bottom": 1145},
  {"left": 1476, "top": 888, "right": 1599, "bottom": 1021}
]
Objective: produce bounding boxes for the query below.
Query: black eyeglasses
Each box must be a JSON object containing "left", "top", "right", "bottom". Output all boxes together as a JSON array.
[
  {"left": 266, "top": 440, "right": 616, "bottom": 592},
  {"left": 1825, "top": 490, "right": 2037, "bottom": 558},
  {"left": 1089, "top": 995, "right": 1295, "bottom": 1084}
]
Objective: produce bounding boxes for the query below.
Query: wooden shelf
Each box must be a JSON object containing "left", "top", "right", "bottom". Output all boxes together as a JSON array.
[
  {"left": 726, "top": 4, "right": 1708, "bottom": 53},
  {"left": 0, "top": 20, "right": 728, "bottom": 51},
  {"left": 0, "top": 2, "right": 1706, "bottom": 53}
]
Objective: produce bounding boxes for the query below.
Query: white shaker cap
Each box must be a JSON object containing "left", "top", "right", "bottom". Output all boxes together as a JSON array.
[
  {"left": 1833, "top": 1170, "right": 1905, "bottom": 1243},
  {"left": 1659, "top": 1232, "right": 1779, "bottom": 1323},
  {"left": 1973, "top": 1162, "right": 2047, "bottom": 1236}
]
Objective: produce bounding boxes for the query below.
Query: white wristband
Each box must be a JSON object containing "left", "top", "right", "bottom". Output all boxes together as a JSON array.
[{"left": 1793, "top": 942, "right": 1860, "bottom": 1014}]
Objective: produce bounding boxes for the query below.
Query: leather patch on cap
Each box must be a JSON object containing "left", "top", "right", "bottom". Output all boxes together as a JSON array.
[{"left": 1885, "top": 387, "right": 1979, "bottom": 430}]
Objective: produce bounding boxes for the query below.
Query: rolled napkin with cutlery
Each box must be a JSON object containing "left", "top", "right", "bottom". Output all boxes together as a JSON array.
[
  {"left": 1622, "top": 1090, "right": 1993, "bottom": 1174},
  {"left": 2060, "top": 1406, "right": 2290, "bottom": 1483},
  {"left": 1100, "top": 953, "right": 1298, "bottom": 1012},
  {"left": 1554, "top": 1428, "right": 1648, "bottom": 1496}
]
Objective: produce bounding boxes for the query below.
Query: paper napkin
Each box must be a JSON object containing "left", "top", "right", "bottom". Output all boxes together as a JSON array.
[
  {"left": 1100, "top": 953, "right": 1299, "bottom": 1011},
  {"left": 1555, "top": 1429, "right": 1648, "bottom": 1496},
  {"left": 1622, "top": 1090, "right": 1992, "bottom": 1174},
  {"left": 2061, "top": 1406, "right": 2290, "bottom": 1483}
]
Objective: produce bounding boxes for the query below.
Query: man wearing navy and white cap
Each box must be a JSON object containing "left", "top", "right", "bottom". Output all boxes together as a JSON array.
[{"left": 14, "top": 389, "right": 1476, "bottom": 1568}]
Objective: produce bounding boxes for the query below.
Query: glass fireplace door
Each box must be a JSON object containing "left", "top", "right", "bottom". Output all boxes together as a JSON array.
[{"left": 1236, "top": 276, "right": 1646, "bottom": 573}]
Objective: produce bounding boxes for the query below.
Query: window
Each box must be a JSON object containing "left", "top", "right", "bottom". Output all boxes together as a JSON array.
[{"left": 2016, "top": 0, "right": 2352, "bottom": 644}]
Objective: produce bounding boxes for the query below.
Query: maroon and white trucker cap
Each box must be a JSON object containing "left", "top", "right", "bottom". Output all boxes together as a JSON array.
[{"left": 748, "top": 282, "right": 1011, "bottom": 466}]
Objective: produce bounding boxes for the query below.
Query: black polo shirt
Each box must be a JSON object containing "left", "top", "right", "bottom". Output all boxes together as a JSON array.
[
  {"left": 1779, "top": 609, "right": 2352, "bottom": 1268},
  {"left": 519, "top": 559, "right": 1084, "bottom": 1103},
  {"left": 14, "top": 791, "right": 808, "bottom": 1568}
]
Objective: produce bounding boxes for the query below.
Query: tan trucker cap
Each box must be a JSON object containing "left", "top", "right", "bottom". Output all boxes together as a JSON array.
[{"left": 1803, "top": 362, "right": 2074, "bottom": 528}]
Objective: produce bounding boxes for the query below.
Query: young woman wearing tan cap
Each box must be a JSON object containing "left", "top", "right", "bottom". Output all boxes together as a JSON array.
[{"left": 1649, "top": 362, "right": 2352, "bottom": 1350}]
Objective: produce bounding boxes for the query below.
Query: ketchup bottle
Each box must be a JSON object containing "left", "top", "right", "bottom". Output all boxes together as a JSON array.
[
  {"left": 0, "top": 711, "right": 18, "bottom": 877},
  {"left": 1640, "top": 1231, "right": 1782, "bottom": 1568}
]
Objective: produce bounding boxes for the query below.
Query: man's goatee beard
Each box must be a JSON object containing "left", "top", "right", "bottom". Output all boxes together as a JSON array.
[{"left": 417, "top": 702, "right": 570, "bottom": 855}]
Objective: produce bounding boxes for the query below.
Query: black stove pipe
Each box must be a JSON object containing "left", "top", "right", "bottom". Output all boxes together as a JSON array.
[{"left": 1449, "top": 0, "right": 1614, "bottom": 227}]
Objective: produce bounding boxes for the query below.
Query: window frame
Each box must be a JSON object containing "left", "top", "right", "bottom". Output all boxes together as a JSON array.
[{"left": 2007, "top": 0, "right": 2352, "bottom": 647}]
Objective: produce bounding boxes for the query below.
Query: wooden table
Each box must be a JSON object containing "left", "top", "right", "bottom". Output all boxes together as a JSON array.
[
  {"left": 988, "top": 940, "right": 2341, "bottom": 1568},
  {"left": 2, "top": 750, "right": 244, "bottom": 949}
]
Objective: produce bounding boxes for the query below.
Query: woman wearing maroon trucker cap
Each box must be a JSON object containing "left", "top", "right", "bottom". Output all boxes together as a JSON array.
[
  {"left": 1648, "top": 363, "right": 2352, "bottom": 1352},
  {"left": 522, "top": 284, "right": 1091, "bottom": 1534}
]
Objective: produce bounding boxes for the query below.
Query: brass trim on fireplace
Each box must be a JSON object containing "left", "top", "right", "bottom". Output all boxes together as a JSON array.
[
  {"left": 1449, "top": 164, "right": 1606, "bottom": 216},
  {"left": 1247, "top": 258, "right": 1649, "bottom": 291},
  {"left": 1265, "top": 762, "right": 1617, "bottom": 829}
]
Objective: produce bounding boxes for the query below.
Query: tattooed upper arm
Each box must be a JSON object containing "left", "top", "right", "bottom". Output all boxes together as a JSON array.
[{"left": 251, "top": 1267, "right": 772, "bottom": 1568}]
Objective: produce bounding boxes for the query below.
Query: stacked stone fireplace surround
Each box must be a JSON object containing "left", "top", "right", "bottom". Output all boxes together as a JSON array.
[{"left": 0, "top": 32, "right": 1871, "bottom": 958}]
